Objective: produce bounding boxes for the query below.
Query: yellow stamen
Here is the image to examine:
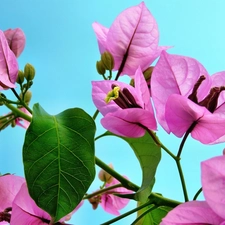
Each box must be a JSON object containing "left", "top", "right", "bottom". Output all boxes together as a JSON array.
[{"left": 105, "top": 86, "right": 120, "bottom": 103}]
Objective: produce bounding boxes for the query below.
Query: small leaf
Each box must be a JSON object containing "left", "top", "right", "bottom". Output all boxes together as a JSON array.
[
  {"left": 103, "top": 131, "right": 161, "bottom": 202},
  {"left": 136, "top": 204, "right": 172, "bottom": 225},
  {"left": 23, "top": 103, "right": 96, "bottom": 222}
]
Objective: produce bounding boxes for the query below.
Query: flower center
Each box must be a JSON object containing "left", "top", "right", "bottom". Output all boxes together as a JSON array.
[
  {"left": 105, "top": 84, "right": 141, "bottom": 109},
  {"left": 188, "top": 75, "right": 225, "bottom": 113}
]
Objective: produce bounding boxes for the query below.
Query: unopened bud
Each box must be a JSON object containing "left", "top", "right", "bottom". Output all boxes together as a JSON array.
[
  {"left": 143, "top": 66, "right": 154, "bottom": 85},
  {"left": 98, "top": 164, "right": 114, "bottom": 183},
  {"left": 96, "top": 60, "right": 106, "bottom": 75},
  {"left": 88, "top": 195, "right": 101, "bottom": 210},
  {"left": 0, "top": 116, "right": 11, "bottom": 130},
  {"left": 101, "top": 51, "right": 114, "bottom": 71},
  {"left": 24, "top": 63, "right": 35, "bottom": 81},
  {"left": 16, "top": 70, "right": 24, "bottom": 84},
  {"left": 130, "top": 79, "right": 134, "bottom": 87},
  {"left": 20, "top": 90, "right": 32, "bottom": 105}
]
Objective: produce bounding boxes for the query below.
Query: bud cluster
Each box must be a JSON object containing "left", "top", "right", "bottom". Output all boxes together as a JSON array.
[{"left": 96, "top": 51, "right": 115, "bottom": 79}]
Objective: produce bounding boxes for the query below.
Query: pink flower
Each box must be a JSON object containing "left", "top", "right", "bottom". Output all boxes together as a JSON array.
[
  {"left": 151, "top": 51, "right": 225, "bottom": 144},
  {"left": 0, "top": 174, "right": 25, "bottom": 225},
  {"left": 11, "top": 183, "right": 83, "bottom": 225},
  {"left": 0, "top": 30, "right": 19, "bottom": 90},
  {"left": 100, "top": 178, "right": 133, "bottom": 216},
  {"left": 4, "top": 28, "right": 26, "bottom": 58},
  {"left": 92, "top": 2, "right": 167, "bottom": 77},
  {"left": 160, "top": 155, "right": 225, "bottom": 224},
  {"left": 92, "top": 66, "right": 157, "bottom": 137},
  {"left": 15, "top": 108, "right": 31, "bottom": 129}
]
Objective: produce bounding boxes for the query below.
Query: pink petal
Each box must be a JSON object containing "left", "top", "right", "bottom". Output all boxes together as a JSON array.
[
  {"left": 151, "top": 51, "right": 211, "bottom": 132},
  {"left": 11, "top": 183, "right": 51, "bottom": 225},
  {"left": 0, "top": 175, "right": 25, "bottom": 211},
  {"left": 106, "top": 2, "right": 161, "bottom": 76},
  {"left": 4, "top": 28, "right": 26, "bottom": 57},
  {"left": 101, "top": 108, "right": 157, "bottom": 137},
  {"left": 92, "top": 79, "right": 137, "bottom": 116},
  {"left": 165, "top": 94, "right": 206, "bottom": 137},
  {"left": 191, "top": 113, "right": 225, "bottom": 144},
  {"left": 201, "top": 156, "right": 225, "bottom": 219},
  {"left": 134, "top": 66, "right": 152, "bottom": 111},
  {"left": 0, "top": 30, "right": 18, "bottom": 90},
  {"left": 161, "top": 201, "right": 224, "bottom": 225},
  {"left": 101, "top": 177, "right": 132, "bottom": 215},
  {"left": 92, "top": 22, "right": 108, "bottom": 54},
  {"left": 15, "top": 108, "right": 31, "bottom": 129}
]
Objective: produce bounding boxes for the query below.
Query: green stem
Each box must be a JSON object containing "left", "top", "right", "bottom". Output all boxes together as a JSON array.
[
  {"left": 175, "top": 160, "right": 189, "bottom": 202},
  {"left": 130, "top": 205, "right": 157, "bottom": 225},
  {"left": 4, "top": 102, "right": 32, "bottom": 122},
  {"left": 193, "top": 187, "right": 202, "bottom": 200},
  {"left": 145, "top": 129, "right": 176, "bottom": 160},
  {"left": 149, "top": 192, "right": 181, "bottom": 208},
  {"left": 174, "top": 123, "right": 197, "bottom": 202},
  {"left": 100, "top": 201, "right": 153, "bottom": 225},
  {"left": 95, "top": 156, "right": 139, "bottom": 192},
  {"left": 0, "top": 113, "right": 14, "bottom": 120},
  {"left": 83, "top": 183, "right": 123, "bottom": 200},
  {"left": 11, "top": 88, "right": 32, "bottom": 114},
  {"left": 0, "top": 117, "right": 15, "bottom": 130},
  {"left": 92, "top": 109, "right": 99, "bottom": 120}
]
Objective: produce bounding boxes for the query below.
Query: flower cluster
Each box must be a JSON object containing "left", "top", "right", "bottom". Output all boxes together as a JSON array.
[
  {"left": 1, "top": 1, "right": 225, "bottom": 225},
  {"left": 0, "top": 174, "right": 82, "bottom": 225}
]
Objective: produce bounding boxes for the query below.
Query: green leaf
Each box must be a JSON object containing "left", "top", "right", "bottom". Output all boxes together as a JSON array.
[
  {"left": 23, "top": 103, "right": 96, "bottom": 222},
  {"left": 136, "top": 204, "right": 172, "bottom": 225},
  {"left": 103, "top": 131, "right": 161, "bottom": 202}
]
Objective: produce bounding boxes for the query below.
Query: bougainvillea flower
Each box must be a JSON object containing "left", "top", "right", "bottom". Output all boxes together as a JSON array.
[
  {"left": 11, "top": 183, "right": 83, "bottom": 225},
  {"left": 151, "top": 51, "right": 225, "bottom": 144},
  {"left": 100, "top": 177, "right": 133, "bottom": 216},
  {"left": 15, "top": 107, "right": 32, "bottom": 129},
  {"left": 4, "top": 28, "right": 26, "bottom": 58},
  {"left": 160, "top": 155, "right": 225, "bottom": 224},
  {"left": 92, "top": 2, "right": 168, "bottom": 77},
  {"left": 0, "top": 174, "right": 25, "bottom": 225},
  {"left": 92, "top": 66, "right": 157, "bottom": 137},
  {"left": 0, "top": 30, "right": 19, "bottom": 90}
]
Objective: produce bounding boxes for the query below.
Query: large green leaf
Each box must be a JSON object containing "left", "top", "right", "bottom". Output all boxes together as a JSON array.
[
  {"left": 23, "top": 104, "right": 96, "bottom": 222},
  {"left": 136, "top": 204, "right": 172, "bottom": 225},
  {"left": 103, "top": 131, "right": 161, "bottom": 202}
]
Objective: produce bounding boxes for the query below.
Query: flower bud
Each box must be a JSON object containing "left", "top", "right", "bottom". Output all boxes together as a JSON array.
[
  {"left": 98, "top": 164, "right": 114, "bottom": 184},
  {"left": 24, "top": 63, "right": 35, "bottom": 81},
  {"left": 88, "top": 195, "right": 101, "bottom": 210},
  {"left": 101, "top": 51, "right": 114, "bottom": 71},
  {"left": 0, "top": 116, "right": 10, "bottom": 130},
  {"left": 143, "top": 66, "right": 154, "bottom": 86},
  {"left": 20, "top": 90, "right": 32, "bottom": 105},
  {"left": 96, "top": 60, "right": 106, "bottom": 75},
  {"left": 16, "top": 70, "right": 24, "bottom": 84}
]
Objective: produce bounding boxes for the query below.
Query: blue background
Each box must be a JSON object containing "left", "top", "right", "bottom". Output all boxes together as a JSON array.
[{"left": 1, "top": 0, "right": 225, "bottom": 224}]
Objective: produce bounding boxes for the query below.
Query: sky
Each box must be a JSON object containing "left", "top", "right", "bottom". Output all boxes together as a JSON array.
[{"left": 1, "top": 0, "right": 225, "bottom": 224}]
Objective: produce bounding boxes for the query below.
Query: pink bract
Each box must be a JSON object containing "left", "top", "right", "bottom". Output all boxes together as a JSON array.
[
  {"left": 4, "top": 28, "right": 26, "bottom": 58},
  {"left": 161, "top": 155, "right": 225, "bottom": 224},
  {"left": 92, "top": 66, "right": 157, "bottom": 137},
  {"left": 100, "top": 178, "right": 133, "bottom": 216},
  {"left": 0, "top": 30, "right": 19, "bottom": 90},
  {"left": 92, "top": 2, "right": 168, "bottom": 77},
  {"left": 0, "top": 175, "right": 25, "bottom": 225},
  {"left": 151, "top": 51, "right": 225, "bottom": 144},
  {"left": 15, "top": 108, "right": 32, "bottom": 129},
  {"left": 11, "top": 183, "right": 83, "bottom": 225}
]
